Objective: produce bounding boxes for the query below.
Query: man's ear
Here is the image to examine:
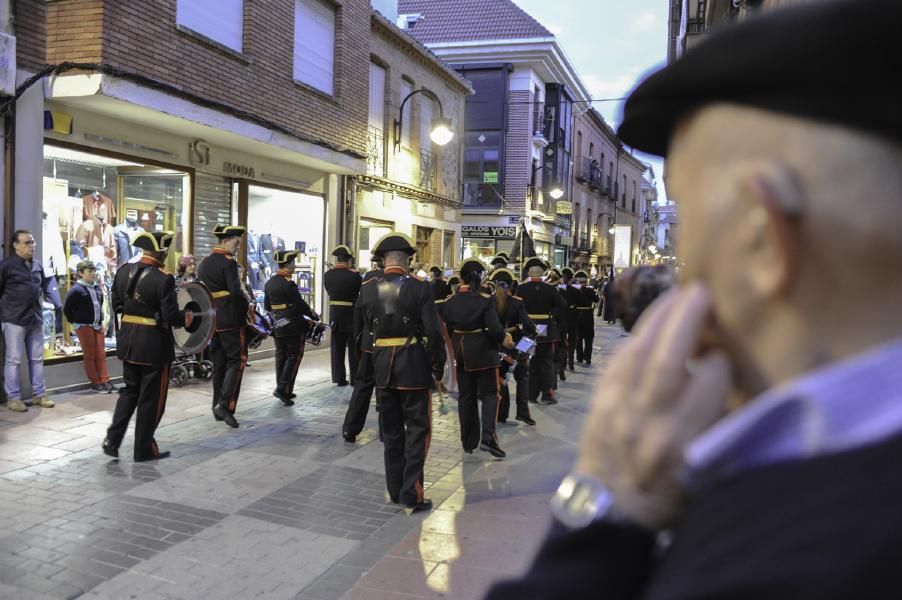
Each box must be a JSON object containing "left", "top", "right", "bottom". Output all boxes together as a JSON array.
[{"left": 736, "top": 163, "right": 804, "bottom": 299}]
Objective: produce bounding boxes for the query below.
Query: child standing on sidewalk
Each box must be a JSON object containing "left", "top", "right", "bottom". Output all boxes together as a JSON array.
[{"left": 64, "top": 261, "right": 116, "bottom": 393}]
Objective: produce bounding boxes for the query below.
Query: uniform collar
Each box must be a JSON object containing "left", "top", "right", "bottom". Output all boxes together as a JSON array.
[
  {"left": 140, "top": 256, "right": 163, "bottom": 267},
  {"left": 529, "top": 277, "right": 543, "bottom": 282},
  {"left": 457, "top": 285, "right": 471, "bottom": 292},
  {"left": 277, "top": 269, "right": 292, "bottom": 278},
  {"left": 384, "top": 266, "right": 408, "bottom": 276},
  {"left": 212, "top": 247, "right": 233, "bottom": 258},
  {"left": 333, "top": 263, "right": 352, "bottom": 270}
]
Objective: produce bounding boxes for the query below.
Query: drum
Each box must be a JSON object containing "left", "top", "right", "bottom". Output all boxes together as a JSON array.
[
  {"left": 248, "top": 310, "right": 274, "bottom": 350},
  {"left": 174, "top": 282, "right": 216, "bottom": 355},
  {"left": 305, "top": 319, "right": 329, "bottom": 346}
]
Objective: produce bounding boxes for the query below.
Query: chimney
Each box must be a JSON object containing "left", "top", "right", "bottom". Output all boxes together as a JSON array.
[{"left": 371, "top": 0, "right": 398, "bottom": 23}]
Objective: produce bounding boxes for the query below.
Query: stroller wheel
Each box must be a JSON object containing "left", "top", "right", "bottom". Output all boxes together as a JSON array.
[
  {"left": 171, "top": 365, "right": 189, "bottom": 387},
  {"left": 199, "top": 360, "right": 214, "bottom": 380}
]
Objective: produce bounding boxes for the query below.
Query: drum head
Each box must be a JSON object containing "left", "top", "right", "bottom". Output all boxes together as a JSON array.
[{"left": 174, "top": 282, "right": 217, "bottom": 354}]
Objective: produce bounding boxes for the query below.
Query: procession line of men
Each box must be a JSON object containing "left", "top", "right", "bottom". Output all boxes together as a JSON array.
[{"left": 96, "top": 222, "right": 599, "bottom": 514}]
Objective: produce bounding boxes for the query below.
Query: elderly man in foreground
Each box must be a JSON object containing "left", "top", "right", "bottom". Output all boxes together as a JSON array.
[{"left": 488, "top": 0, "right": 902, "bottom": 598}]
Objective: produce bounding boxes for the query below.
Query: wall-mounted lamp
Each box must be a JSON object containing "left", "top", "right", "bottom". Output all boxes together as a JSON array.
[
  {"left": 531, "top": 164, "right": 563, "bottom": 199},
  {"left": 394, "top": 88, "right": 454, "bottom": 152}
]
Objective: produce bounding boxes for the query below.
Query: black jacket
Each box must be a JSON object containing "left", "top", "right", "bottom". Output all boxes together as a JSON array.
[
  {"left": 516, "top": 278, "right": 568, "bottom": 344},
  {"left": 0, "top": 255, "right": 50, "bottom": 328},
  {"left": 439, "top": 286, "right": 506, "bottom": 372},
  {"left": 63, "top": 281, "right": 104, "bottom": 325},
  {"left": 575, "top": 285, "right": 598, "bottom": 334},
  {"left": 323, "top": 265, "right": 362, "bottom": 333},
  {"left": 431, "top": 279, "right": 452, "bottom": 301},
  {"left": 488, "top": 432, "right": 902, "bottom": 600},
  {"left": 197, "top": 248, "right": 249, "bottom": 331},
  {"left": 112, "top": 256, "right": 186, "bottom": 365},
  {"left": 501, "top": 295, "right": 537, "bottom": 342},
  {"left": 264, "top": 270, "right": 315, "bottom": 338},
  {"left": 561, "top": 284, "right": 581, "bottom": 329},
  {"left": 358, "top": 266, "right": 445, "bottom": 389}
]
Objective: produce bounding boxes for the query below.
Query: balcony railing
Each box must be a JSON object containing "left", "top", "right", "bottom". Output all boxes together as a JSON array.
[
  {"left": 367, "top": 126, "right": 385, "bottom": 177},
  {"left": 577, "top": 158, "right": 603, "bottom": 189},
  {"left": 418, "top": 149, "right": 436, "bottom": 192}
]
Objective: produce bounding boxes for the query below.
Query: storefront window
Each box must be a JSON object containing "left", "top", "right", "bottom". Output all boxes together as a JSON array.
[
  {"left": 246, "top": 185, "right": 324, "bottom": 314},
  {"left": 42, "top": 144, "right": 189, "bottom": 360},
  {"left": 461, "top": 238, "right": 495, "bottom": 265}
]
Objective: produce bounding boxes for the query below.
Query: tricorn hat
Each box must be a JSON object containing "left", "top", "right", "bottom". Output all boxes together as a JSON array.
[
  {"left": 459, "top": 258, "right": 486, "bottom": 276},
  {"left": 490, "top": 254, "right": 509, "bottom": 267},
  {"left": 372, "top": 233, "right": 416, "bottom": 258},
  {"left": 561, "top": 267, "right": 574, "bottom": 278},
  {"left": 213, "top": 224, "right": 247, "bottom": 240},
  {"left": 429, "top": 265, "right": 442, "bottom": 275},
  {"left": 274, "top": 250, "right": 300, "bottom": 266},
  {"left": 332, "top": 245, "right": 353, "bottom": 259},
  {"left": 447, "top": 275, "right": 461, "bottom": 287},
  {"left": 523, "top": 256, "right": 547, "bottom": 272},
  {"left": 132, "top": 231, "right": 176, "bottom": 253},
  {"left": 574, "top": 270, "right": 589, "bottom": 280},
  {"left": 488, "top": 268, "right": 516, "bottom": 286}
]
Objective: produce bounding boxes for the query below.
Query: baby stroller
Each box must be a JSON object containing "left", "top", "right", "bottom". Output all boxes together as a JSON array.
[{"left": 170, "top": 352, "right": 214, "bottom": 387}]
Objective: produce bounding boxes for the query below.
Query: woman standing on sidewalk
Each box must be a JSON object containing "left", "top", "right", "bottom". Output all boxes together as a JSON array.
[{"left": 63, "top": 261, "right": 116, "bottom": 393}]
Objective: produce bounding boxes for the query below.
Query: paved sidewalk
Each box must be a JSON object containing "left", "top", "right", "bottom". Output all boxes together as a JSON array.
[{"left": 0, "top": 325, "right": 627, "bottom": 600}]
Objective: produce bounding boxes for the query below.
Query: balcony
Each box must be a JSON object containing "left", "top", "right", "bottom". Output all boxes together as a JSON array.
[
  {"left": 366, "top": 126, "right": 385, "bottom": 177},
  {"left": 417, "top": 149, "right": 437, "bottom": 192},
  {"left": 577, "top": 158, "right": 603, "bottom": 190},
  {"left": 397, "top": 146, "right": 437, "bottom": 192}
]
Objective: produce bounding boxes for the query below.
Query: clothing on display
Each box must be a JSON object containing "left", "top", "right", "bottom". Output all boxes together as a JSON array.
[{"left": 113, "top": 218, "right": 145, "bottom": 266}]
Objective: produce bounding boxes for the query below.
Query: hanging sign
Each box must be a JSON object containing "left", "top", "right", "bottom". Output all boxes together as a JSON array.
[{"left": 555, "top": 201, "right": 572, "bottom": 215}]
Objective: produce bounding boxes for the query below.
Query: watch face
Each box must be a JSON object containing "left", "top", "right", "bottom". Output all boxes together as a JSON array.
[{"left": 551, "top": 475, "right": 615, "bottom": 529}]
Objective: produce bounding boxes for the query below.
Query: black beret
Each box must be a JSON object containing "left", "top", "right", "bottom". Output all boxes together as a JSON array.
[
  {"left": 274, "top": 250, "right": 300, "bottom": 265},
  {"left": 332, "top": 245, "right": 353, "bottom": 258},
  {"left": 132, "top": 231, "right": 175, "bottom": 253},
  {"left": 213, "top": 224, "right": 247, "bottom": 239},
  {"left": 618, "top": 0, "right": 902, "bottom": 157},
  {"left": 372, "top": 233, "right": 415, "bottom": 257}
]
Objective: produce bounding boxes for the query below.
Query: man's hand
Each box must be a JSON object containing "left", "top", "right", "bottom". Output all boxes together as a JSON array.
[
  {"left": 574, "top": 284, "right": 730, "bottom": 530},
  {"left": 502, "top": 333, "right": 515, "bottom": 349},
  {"left": 183, "top": 310, "right": 194, "bottom": 328}
]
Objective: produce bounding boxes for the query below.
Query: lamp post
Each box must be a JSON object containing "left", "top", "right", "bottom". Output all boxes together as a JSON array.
[
  {"left": 393, "top": 88, "right": 453, "bottom": 152},
  {"left": 530, "top": 164, "right": 564, "bottom": 203}
]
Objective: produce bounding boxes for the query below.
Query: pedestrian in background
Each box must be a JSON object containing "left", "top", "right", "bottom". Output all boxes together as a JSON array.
[
  {"left": 63, "top": 261, "right": 116, "bottom": 393},
  {"left": 0, "top": 230, "right": 56, "bottom": 412},
  {"left": 175, "top": 255, "right": 198, "bottom": 286}
]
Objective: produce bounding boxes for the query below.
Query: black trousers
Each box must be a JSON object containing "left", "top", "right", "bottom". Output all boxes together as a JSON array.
[
  {"left": 576, "top": 331, "right": 594, "bottom": 364},
  {"left": 554, "top": 336, "right": 568, "bottom": 385},
  {"left": 529, "top": 342, "right": 556, "bottom": 402},
  {"left": 499, "top": 358, "right": 531, "bottom": 422},
  {"left": 211, "top": 327, "right": 246, "bottom": 414},
  {"left": 457, "top": 366, "right": 500, "bottom": 451},
  {"left": 330, "top": 329, "right": 358, "bottom": 384},
  {"left": 274, "top": 335, "right": 305, "bottom": 396},
  {"left": 378, "top": 387, "right": 431, "bottom": 507},
  {"left": 565, "top": 327, "right": 577, "bottom": 369},
  {"left": 107, "top": 361, "right": 170, "bottom": 460},
  {"left": 343, "top": 351, "right": 378, "bottom": 437}
]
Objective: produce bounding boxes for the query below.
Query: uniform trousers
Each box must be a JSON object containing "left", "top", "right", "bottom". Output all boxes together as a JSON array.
[
  {"left": 330, "top": 329, "right": 358, "bottom": 384},
  {"left": 274, "top": 335, "right": 305, "bottom": 396},
  {"left": 576, "top": 329, "right": 594, "bottom": 364},
  {"left": 378, "top": 387, "right": 431, "bottom": 507},
  {"left": 565, "top": 326, "right": 578, "bottom": 370},
  {"left": 456, "top": 366, "right": 500, "bottom": 451},
  {"left": 211, "top": 327, "right": 246, "bottom": 414},
  {"left": 499, "top": 358, "right": 531, "bottom": 422},
  {"left": 343, "top": 351, "right": 378, "bottom": 437},
  {"left": 529, "top": 342, "right": 556, "bottom": 402},
  {"left": 107, "top": 361, "right": 169, "bottom": 460}
]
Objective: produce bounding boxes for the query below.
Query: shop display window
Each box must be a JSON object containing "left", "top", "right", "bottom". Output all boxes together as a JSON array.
[
  {"left": 41, "top": 144, "right": 190, "bottom": 360},
  {"left": 246, "top": 185, "right": 324, "bottom": 314},
  {"left": 461, "top": 238, "right": 495, "bottom": 265}
]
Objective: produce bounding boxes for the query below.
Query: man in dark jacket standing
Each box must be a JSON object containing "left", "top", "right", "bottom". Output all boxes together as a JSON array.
[
  {"left": 559, "top": 267, "right": 580, "bottom": 375},
  {"left": 518, "top": 257, "right": 567, "bottom": 405},
  {"left": 264, "top": 250, "right": 316, "bottom": 406},
  {"left": 357, "top": 233, "right": 445, "bottom": 513},
  {"left": 440, "top": 259, "right": 513, "bottom": 458},
  {"left": 103, "top": 232, "right": 188, "bottom": 461},
  {"left": 323, "top": 245, "right": 361, "bottom": 387},
  {"left": 573, "top": 270, "right": 598, "bottom": 365},
  {"left": 0, "top": 230, "right": 55, "bottom": 412},
  {"left": 198, "top": 225, "right": 249, "bottom": 428}
]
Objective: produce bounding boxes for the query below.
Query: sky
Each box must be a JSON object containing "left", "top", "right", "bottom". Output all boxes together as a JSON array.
[{"left": 512, "top": 0, "right": 670, "bottom": 201}]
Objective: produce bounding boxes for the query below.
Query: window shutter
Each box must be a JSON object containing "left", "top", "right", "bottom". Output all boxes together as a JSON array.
[
  {"left": 294, "top": 0, "right": 336, "bottom": 95},
  {"left": 369, "top": 63, "right": 386, "bottom": 131},
  {"left": 177, "top": 0, "right": 244, "bottom": 52}
]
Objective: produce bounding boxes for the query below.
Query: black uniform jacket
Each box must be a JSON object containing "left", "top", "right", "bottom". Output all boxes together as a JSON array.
[
  {"left": 264, "top": 270, "right": 315, "bottom": 338},
  {"left": 561, "top": 284, "right": 580, "bottom": 331},
  {"left": 197, "top": 248, "right": 249, "bottom": 331},
  {"left": 516, "top": 278, "right": 568, "bottom": 343},
  {"left": 112, "top": 256, "right": 185, "bottom": 365},
  {"left": 439, "top": 285, "right": 506, "bottom": 372},
  {"left": 431, "top": 279, "right": 452, "bottom": 301},
  {"left": 354, "top": 277, "right": 378, "bottom": 354},
  {"left": 323, "top": 264, "right": 362, "bottom": 332},
  {"left": 575, "top": 285, "right": 598, "bottom": 332},
  {"left": 358, "top": 266, "right": 445, "bottom": 389},
  {"left": 502, "top": 296, "right": 537, "bottom": 343}
]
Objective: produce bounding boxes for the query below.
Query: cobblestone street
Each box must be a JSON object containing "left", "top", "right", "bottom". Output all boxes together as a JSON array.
[{"left": 0, "top": 324, "right": 626, "bottom": 600}]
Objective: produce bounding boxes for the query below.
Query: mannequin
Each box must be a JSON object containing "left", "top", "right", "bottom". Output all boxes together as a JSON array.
[{"left": 114, "top": 216, "right": 145, "bottom": 266}]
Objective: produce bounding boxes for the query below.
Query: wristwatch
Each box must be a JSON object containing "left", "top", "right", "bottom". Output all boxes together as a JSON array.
[{"left": 549, "top": 473, "right": 620, "bottom": 530}]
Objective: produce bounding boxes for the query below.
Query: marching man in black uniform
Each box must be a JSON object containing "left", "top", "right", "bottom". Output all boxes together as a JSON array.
[
  {"left": 264, "top": 250, "right": 317, "bottom": 406},
  {"left": 357, "top": 233, "right": 445, "bottom": 513},
  {"left": 103, "top": 231, "right": 189, "bottom": 461},
  {"left": 489, "top": 268, "right": 537, "bottom": 426},
  {"left": 573, "top": 270, "right": 599, "bottom": 365},
  {"left": 518, "top": 257, "right": 567, "bottom": 405},
  {"left": 439, "top": 259, "right": 514, "bottom": 458},
  {"left": 323, "top": 245, "right": 361, "bottom": 387},
  {"left": 560, "top": 267, "right": 580, "bottom": 374},
  {"left": 429, "top": 266, "right": 451, "bottom": 301},
  {"left": 198, "top": 224, "right": 249, "bottom": 428}
]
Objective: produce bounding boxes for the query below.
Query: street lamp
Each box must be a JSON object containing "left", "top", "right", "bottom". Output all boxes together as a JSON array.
[
  {"left": 531, "top": 164, "right": 564, "bottom": 200},
  {"left": 393, "top": 88, "right": 454, "bottom": 152}
]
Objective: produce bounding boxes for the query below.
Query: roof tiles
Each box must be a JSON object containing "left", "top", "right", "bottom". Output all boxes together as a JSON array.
[{"left": 397, "top": 0, "right": 553, "bottom": 44}]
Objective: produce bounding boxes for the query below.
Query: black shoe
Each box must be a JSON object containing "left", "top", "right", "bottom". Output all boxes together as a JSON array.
[
  {"left": 212, "top": 404, "right": 239, "bottom": 428},
  {"left": 480, "top": 440, "right": 507, "bottom": 459},
  {"left": 288, "top": 393, "right": 297, "bottom": 399},
  {"left": 342, "top": 432, "right": 356, "bottom": 443},
  {"left": 558, "top": 371, "right": 566, "bottom": 381},
  {"left": 336, "top": 380, "right": 349, "bottom": 387},
  {"left": 463, "top": 448, "right": 474, "bottom": 454},
  {"left": 403, "top": 499, "right": 433, "bottom": 514},
  {"left": 90, "top": 384, "right": 105, "bottom": 393},
  {"left": 516, "top": 415, "right": 536, "bottom": 426},
  {"left": 101, "top": 439, "right": 118, "bottom": 459},
  {"left": 544, "top": 397, "right": 558, "bottom": 405},
  {"left": 274, "top": 390, "right": 294, "bottom": 406},
  {"left": 136, "top": 451, "right": 171, "bottom": 462},
  {"left": 567, "top": 366, "right": 575, "bottom": 372}
]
